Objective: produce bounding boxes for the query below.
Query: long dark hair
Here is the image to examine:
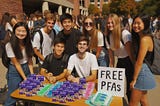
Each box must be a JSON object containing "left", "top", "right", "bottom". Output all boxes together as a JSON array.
[
  {"left": 10, "top": 22, "right": 33, "bottom": 59},
  {"left": 132, "top": 14, "right": 151, "bottom": 58}
]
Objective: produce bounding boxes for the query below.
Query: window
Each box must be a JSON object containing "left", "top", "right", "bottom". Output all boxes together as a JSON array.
[
  {"left": 90, "top": 0, "right": 94, "bottom": 2},
  {"left": 80, "top": 0, "right": 85, "bottom": 7},
  {"left": 82, "top": 0, "right": 85, "bottom": 7}
]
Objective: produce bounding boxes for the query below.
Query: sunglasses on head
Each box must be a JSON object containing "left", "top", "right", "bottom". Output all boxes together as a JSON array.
[{"left": 84, "top": 22, "right": 93, "bottom": 26}]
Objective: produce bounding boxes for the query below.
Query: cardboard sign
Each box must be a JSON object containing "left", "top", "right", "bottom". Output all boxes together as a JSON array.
[{"left": 98, "top": 67, "right": 125, "bottom": 97}]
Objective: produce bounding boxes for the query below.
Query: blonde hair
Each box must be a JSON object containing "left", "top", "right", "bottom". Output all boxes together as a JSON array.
[
  {"left": 45, "top": 13, "right": 55, "bottom": 22},
  {"left": 83, "top": 16, "right": 98, "bottom": 51},
  {"left": 106, "top": 13, "right": 121, "bottom": 50}
]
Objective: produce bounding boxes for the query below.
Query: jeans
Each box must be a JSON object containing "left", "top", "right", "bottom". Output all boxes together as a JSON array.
[
  {"left": 97, "top": 48, "right": 109, "bottom": 67},
  {"left": 4, "top": 63, "right": 31, "bottom": 106}
]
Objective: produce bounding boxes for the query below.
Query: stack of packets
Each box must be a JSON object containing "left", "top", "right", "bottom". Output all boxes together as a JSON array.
[
  {"left": 19, "top": 74, "right": 45, "bottom": 96},
  {"left": 18, "top": 76, "right": 96, "bottom": 104},
  {"left": 43, "top": 81, "right": 95, "bottom": 103},
  {"left": 85, "top": 90, "right": 113, "bottom": 106}
]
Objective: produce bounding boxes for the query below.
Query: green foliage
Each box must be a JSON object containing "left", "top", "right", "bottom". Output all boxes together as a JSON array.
[
  {"left": 88, "top": 4, "right": 100, "bottom": 15},
  {"left": 102, "top": 4, "right": 110, "bottom": 15},
  {"left": 137, "top": 0, "right": 160, "bottom": 16},
  {"left": 88, "top": 0, "right": 160, "bottom": 16},
  {"left": 109, "top": 0, "right": 137, "bottom": 16},
  {"left": 109, "top": 0, "right": 120, "bottom": 14},
  {"left": 88, "top": 4, "right": 95, "bottom": 15}
]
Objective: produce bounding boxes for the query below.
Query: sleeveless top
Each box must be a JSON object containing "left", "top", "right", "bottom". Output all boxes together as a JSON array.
[{"left": 145, "top": 51, "right": 153, "bottom": 65}]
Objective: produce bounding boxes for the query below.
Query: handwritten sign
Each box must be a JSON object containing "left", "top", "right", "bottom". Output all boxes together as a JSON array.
[{"left": 98, "top": 67, "right": 125, "bottom": 97}]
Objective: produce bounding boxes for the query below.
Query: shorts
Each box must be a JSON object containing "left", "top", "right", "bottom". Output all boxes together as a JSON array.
[{"left": 134, "top": 63, "right": 156, "bottom": 90}]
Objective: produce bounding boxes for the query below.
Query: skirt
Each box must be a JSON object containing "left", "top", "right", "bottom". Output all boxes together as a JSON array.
[{"left": 134, "top": 63, "right": 156, "bottom": 90}]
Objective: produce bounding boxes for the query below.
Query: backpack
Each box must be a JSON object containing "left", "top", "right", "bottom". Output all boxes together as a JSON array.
[
  {"left": 0, "top": 25, "right": 6, "bottom": 40},
  {"left": 1, "top": 42, "right": 10, "bottom": 68},
  {"left": 31, "top": 29, "right": 56, "bottom": 64},
  {"left": 145, "top": 37, "right": 160, "bottom": 75}
]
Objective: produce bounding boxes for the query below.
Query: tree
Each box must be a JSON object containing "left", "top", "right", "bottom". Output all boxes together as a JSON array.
[
  {"left": 119, "top": 0, "right": 137, "bottom": 15},
  {"left": 136, "top": 0, "right": 160, "bottom": 16},
  {"left": 102, "top": 3, "right": 110, "bottom": 15},
  {"left": 109, "top": 0, "right": 137, "bottom": 16},
  {"left": 109, "top": 0, "right": 120, "bottom": 14},
  {"left": 88, "top": 4, "right": 100, "bottom": 15},
  {"left": 88, "top": 4, "right": 95, "bottom": 15}
]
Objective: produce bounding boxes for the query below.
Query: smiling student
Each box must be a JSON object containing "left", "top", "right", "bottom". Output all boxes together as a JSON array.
[
  {"left": 66, "top": 35, "right": 98, "bottom": 83},
  {"left": 4, "top": 22, "right": 34, "bottom": 106},
  {"left": 83, "top": 16, "right": 108, "bottom": 67},
  {"left": 129, "top": 14, "right": 156, "bottom": 106},
  {"left": 56, "top": 13, "right": 81, "bottom": 56},
  {"left": 40, "top": 37, "right": 69, "bottom": 83},
  {"left": 32, "top": 13, "right": 56, "bottom": 65},
  {"left": 105, "top": 13, "right": 135, "bottom": 102}
]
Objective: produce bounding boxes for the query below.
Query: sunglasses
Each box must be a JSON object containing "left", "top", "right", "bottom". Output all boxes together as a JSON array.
[{"left": 84, "top": 22, "right": 93, "bottom": 26}]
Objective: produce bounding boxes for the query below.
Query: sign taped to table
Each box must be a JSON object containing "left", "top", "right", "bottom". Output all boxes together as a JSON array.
[{"left": 98, "top": 67, "right": 125, "bottom": 97}]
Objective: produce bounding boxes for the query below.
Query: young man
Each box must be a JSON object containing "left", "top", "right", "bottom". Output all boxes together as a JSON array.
[
  {"left": 32, "top": 13, "right": 56, "bottom": 65},
  {"left": 57, "top": 13, "right": 81, "bottom": 56},
  {"left": 40, "top": 38, "right": 69, "bottom": 83},
  {"left": 67, "top": 36, "right": 98, "bottom": 83}
]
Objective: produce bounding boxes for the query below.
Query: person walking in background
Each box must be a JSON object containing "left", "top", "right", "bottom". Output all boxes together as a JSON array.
[
  {"left": 128, "top": 14, "right": 133, "bottom": 32},
  {"left": 129, "top": 14, "right": 156, "bottom": 106},
  {"left": 4, "top": 22, "right": 34, "bottom": 106},
  {"left": 67, "top": 35, "right": 98, "bottom": 83},
  {"left": 40, "top": 37, "right": 69, "bottom": 83},
  {"left": 0, "top": 12, "right": 11, "bottom": 40},
  {"left": 105, "top": 13, "right": 135, "bottom": 102},
  {"left": 83, "top": 16, "right": 108, "bottom": 67}
]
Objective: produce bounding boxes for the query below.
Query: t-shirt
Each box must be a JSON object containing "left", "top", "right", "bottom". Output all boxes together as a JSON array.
[
  {"left": 97, "top": 31, "right": 104, "bottom": 47},
  {"left": 41, "top": 53, "right": 68, "bottom": 76},
  {"left": 6, "top": 42, "right": 28, "bottom": 64},
  {"left": 105, "top": 29, "right": 132, "bottom": 58},
  {"left": 32, "top": 28, "right": 54, "bottom": 64},
  {"left": 57, "top": 28, "right": 81, "bottom": 56},
  {"left": 67, "top": 52, "right": 98, "bottom": 78}
]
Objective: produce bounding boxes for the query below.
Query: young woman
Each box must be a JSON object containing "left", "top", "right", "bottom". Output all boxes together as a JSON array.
[
  {"left": 83, "top": 16, "right": 108, "bottom": 67},
  {"left": 105, "top": 13, "right": 135, "bottom": 102},
  {"left": 4, "top": 22, "right": 34, "bottom": 106},
  {"left": 129, "top": 15, "right": 156, "bottom": 106}
]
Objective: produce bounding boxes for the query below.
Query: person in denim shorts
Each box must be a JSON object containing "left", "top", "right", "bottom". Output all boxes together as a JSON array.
[{"left": 130, "top": 14, "right": 156, "bottom": 106}]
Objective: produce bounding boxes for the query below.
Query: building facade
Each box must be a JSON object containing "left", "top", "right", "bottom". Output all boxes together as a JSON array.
[
  {"left": 0, "top": 0, "right": 111, "bottom": 21},
  {"left": 0, "top": 0, "right": 23, "bottom": 21}
]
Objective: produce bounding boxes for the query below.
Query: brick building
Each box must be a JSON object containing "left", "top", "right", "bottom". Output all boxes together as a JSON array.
[
  {"left": 0, "top": 0, "right": 111, "bottom": 22},
  {"left": 0, "top": 0, "right": 23, "bottom": 21}
]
